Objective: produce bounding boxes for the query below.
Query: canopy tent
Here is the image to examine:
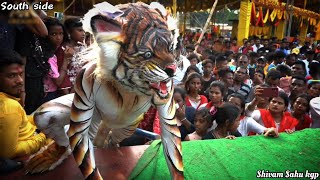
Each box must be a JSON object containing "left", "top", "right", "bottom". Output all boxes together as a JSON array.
[
  {"left": 62, "top": 0, "right": 240, "bottom": 16},
  {"left": 61, "top": 0, "right": 319, "bottom": 16}
]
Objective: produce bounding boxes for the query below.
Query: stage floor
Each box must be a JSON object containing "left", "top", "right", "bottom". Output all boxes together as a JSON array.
[{"left": 1, "top": 145, "right": 149, "bottom": 180}]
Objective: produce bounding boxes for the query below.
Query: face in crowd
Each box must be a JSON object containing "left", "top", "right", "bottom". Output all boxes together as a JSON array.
[
  {"left": 237, "top": 55, "right": 249, "bottom": 68},
  {"left": 292, "top": 97, "right": 309, "bottom": 115},
  {"left": 292, "top": 63, "right": 305, "bottom": 76},
  {"left": 202, "top": 62, "right": 213, "bottom": 76},
  {"left": 48, "top": 25, "right": 64, "bottom": 49},
  {"left": 269, "top": 97, "right": 287, "bottom": 114},
  {"left": 0, "top": 64, "right": 24, "bottom": 98},
  {"left": 290, "top": 78, "right": 306, "bottom": 97},
  {"left": 234, "top": 67, "right": 248, "bottom": 83},
  {"left": 221, "top": 72, "right": 234, "bottom": 88}
]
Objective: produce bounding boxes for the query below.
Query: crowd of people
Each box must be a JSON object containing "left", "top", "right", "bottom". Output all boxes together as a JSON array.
[{"left": 0, "top": 8, "right": 320, "bottom": 173}]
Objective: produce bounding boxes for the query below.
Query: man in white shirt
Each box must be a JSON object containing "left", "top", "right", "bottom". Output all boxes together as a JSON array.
[
  {"left": 173, "top": 44, "right": 190, "bottom": 85},
  {"left": 252, "top": 38, "right": 264, "bottom": 53}
]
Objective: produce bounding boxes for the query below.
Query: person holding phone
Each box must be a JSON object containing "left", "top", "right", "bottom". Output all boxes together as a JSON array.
[{"left": 246, "top": 89, "right": 299, "bottom": 133}]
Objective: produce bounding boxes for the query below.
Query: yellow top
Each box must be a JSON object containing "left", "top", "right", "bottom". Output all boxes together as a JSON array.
[{"left": 0, "top": 92, "right": 46, "bottom": 158}]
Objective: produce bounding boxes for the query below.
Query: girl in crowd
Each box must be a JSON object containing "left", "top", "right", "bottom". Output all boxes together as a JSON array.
[
  {"left": 227, "top": 93, "right": 278, "bottom": 137},
  {"left": 291, "top": 95, "right": 313, "bottom": 131},
  {"left": 203, "top": 103, "right": 241, "bottom": 140},
  {"left": 41, "top": 17, "right": 72, "bottom": 102},
  {"left": 246, "top": 89, "right": 299, "bottom": 133},
  {"left": 185, "top": 107, "right": 213, "bottom": 141},
  {"left": 64, "top": 18, "right": 86, "bottom": 88},
  {"left": 173, "top": 87, "right": 196, "bottom": 140},
  {"left": 200, "top": 81, "right": 225, "bottom": 109},
  {"left": 178, "top": 65, "right": 200, "bottom": 88},
  {"left": 184, "top": 72, "right": 208, "bottom": 110}
]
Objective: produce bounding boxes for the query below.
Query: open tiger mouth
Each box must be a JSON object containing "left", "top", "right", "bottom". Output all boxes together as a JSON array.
[{"left": 150, "top": 79, "right": 170, "bottom": 98}]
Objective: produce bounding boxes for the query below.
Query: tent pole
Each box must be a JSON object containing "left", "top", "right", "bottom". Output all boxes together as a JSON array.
[
  {"left": 287, "top": 0, "right": 294, "bottom": 37},
  {"left": 195, "top": 0, "right": 219, "bottom": 52}
]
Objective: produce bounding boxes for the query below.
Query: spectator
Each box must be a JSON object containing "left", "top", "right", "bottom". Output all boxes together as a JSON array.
[
  {"left": 200, "top": 59, "right": 215, "bottom": 97},
  {"left": 246, "top": 90, "right": 299, "bottom": 133},
  {"left": 292, "top": 61, "right": 307, "bottom": 77},
  {"left": 289, "top": 75, "right": 307, "bottom": 103},
  {"left": 173, "top": 87, "right": 196, "bottom": 140},
  {"left": 203, "top": 103, "right": 241, "bottom": 140},
  {"left": 229, "top": 66, "right": 251, "bottom": 99},
  {"left": 185, "top": 107, "right": 213, "bottom": 141},
  {"left": 0, "top": 49, "right": 47, "bottom": 163},
  {"left": 291, "top": 95, "right": 313, "bottom": 131},
  {"left": 201, "top": 81, "right": 225, "bottom": 109},
  {"left": 64, "top": 18, "right": 86, "bottom": 88},
  {"left": 227, "top": 93, "right": 278, "bottom": 137},
  {"left": 187, "top": 53, "right": 200, "bottom": 66},
  {"left": 184, "top": 72, "right": 208, "bottom": 109},
  {"left": 267, "top": 51, "right": 286, "bottom": 71},
  {"left": 173, "top": 40, "right": 190, "bottom": 85},
  {"left": 307, "top": 80, "right": 320, "bottom": 98}
]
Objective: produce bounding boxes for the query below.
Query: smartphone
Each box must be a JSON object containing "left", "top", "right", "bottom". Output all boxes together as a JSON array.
[{"left": 261, "top": 87, "right": 279, "bottom": 97}]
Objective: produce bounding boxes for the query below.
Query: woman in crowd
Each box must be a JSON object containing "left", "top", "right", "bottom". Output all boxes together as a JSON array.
[
  {"left": 200, "top": 81, "right": 225, "bottom": 109},
  {"left": 227, "top": 93, "right": 278, "bottom": 137},
  {"left": 291, "top": 95, "right": 313, "bottom": 131},
  {"left": 246, "top": 89, "right": 299, "bottom": 133},
  {"left": 177, "top": 65, "right": 200, "bottom": 88},
  {"left": 173, "top": 87, "right": 196, "bottom": 140},
  {"left": 185, "top": 107, "right": 213, "bottom": 141},
  {"left": 203, "top": 103, "right": 241, "bottom": 140},
  {"left": 184, "top": 72, "right": 208, "bottom": 109}
]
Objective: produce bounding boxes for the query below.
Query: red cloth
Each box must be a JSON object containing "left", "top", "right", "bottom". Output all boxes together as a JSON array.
[
  {"left": 185, "top": 95, "right": 208, "bottom": 110},
  {"left": 295, "top": 115, "right": 313, "bottom": 131},
  {"left": 153, "top": 112, "right": 161, "bottom": 135},
  {"left": 242, "top": 46, "right": 253, "bottom": 54},
  {"left": 259, "top": 110, "right": 299, "bottom": 133},
  {"left": 205, "top": 101, "right": 223, "bottom": 109},
  {"left": 138, "top": 107, "right": 157, "bottom": 132}
]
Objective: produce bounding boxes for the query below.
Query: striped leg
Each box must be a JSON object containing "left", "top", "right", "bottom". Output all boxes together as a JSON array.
[
  {"left": 67, "top": 91, "right": 102, "bottom": 180},
  {"left": 157, "top": 92, "right": 184, "bottom": 179}
]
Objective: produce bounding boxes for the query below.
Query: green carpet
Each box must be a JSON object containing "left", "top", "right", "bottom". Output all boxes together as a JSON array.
[{"left": 129, "top": 129, "right": 320, "bottom": 179}]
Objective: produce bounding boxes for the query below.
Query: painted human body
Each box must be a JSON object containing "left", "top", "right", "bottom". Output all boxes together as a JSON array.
[{"left": 26, "top": 2, "right": 183, "bottom": 179}]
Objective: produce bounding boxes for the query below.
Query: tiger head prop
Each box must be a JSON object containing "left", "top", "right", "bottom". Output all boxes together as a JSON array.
[{"left": 83, "top": 2, "right": 179, "bottom": 104}]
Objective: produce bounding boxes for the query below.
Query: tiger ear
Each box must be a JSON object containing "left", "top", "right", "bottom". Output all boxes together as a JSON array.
[
  {"left": 90, "top": 15, "right": 122, "bottom": 34},
  {"left": 82, "top": 2, "right": 123, "bottom": 34},
  {"left": 149, "top": 2, "right": 167, "bottom": 19}
]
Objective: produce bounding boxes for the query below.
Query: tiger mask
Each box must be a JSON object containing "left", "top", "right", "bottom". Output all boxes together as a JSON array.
[{"left": 83, "top": 2, "right": 179, "bottom": 105}]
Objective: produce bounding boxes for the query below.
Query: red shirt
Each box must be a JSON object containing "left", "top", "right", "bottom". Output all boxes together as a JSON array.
[
  {"left": 185, "top": 95, "right": 208, "bottom": 110},
  {"left": 260, "top": 110, "right": 299, "bottom": 132},
  {"left": 295, "top": 115, "right": 313, "bottom": 131}
]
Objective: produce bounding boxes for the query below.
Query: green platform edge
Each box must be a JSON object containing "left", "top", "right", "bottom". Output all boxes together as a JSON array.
[{"left": 129, "top": 129, "right": 320, "bottom": 180}]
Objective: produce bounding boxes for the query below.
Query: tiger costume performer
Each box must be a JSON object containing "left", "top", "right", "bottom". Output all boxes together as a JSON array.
[{"left": 26, "top": 2, "right": 183, "bottom": 180}]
